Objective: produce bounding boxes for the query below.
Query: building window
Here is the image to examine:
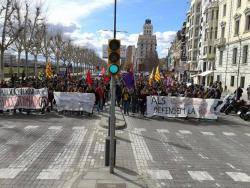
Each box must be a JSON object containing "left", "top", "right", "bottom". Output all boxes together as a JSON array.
[
  {"left": 210, "top": 27, "right": 213, "bottom": 39},
  {"left": 216, "top": 10, "right": 219, "bottom": 19},
  {"left": 230, "top": 76, "right": 235, "bottom": 87},
  {"left": 209, "top": 46, "right": 212, "bottom": 54},
  {"left": 223, "top": 4, "right": 227, "bottom": 17},
  {"left": 203, "top": 46, "right": 207, "bottom": 55},
  {"left": 242, "top": 45, "right": 248, "bottom": 64},
  {"left": 232, "top": 48, "right": 238, "bottom": 64},
  {"left": 245, "top": 15, "right": 250, "bottom": 32},
  {"left": 235, "top": 19, "right": 240, "bottom": 35},
  {"left": 237, "top": 0, "right": 241, "bottom": 8},
  {"left": 211, "top": 10, "right": 214, "bottom": 20},
  {"left": 240, "top": 76, "right": 245, "bottom": 88},
  {"left": 221, "top": 26, "right": 225, "bottom": 38},
  {"left": 215, "top": 27, "right": 218, "bottom": 39},
  {"left": 217, "top": 75, "right": 221, "bottom": 82},
  {"left": 219, "top": 51, "right": 223, "bottom": 66},
  {"left": 205, "top": 29, "right": 208, "bottom": 41},
  {"left": 195, "top": 27, "right": 199, "bottom": 36}
]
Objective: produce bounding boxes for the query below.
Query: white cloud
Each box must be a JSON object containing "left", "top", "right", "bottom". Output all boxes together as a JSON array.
[
  {"left": 67, "top": 29, "right": 176, "bottom": 58},
  {"left": 39, "top": 0, "right": 116, "bottom": 26},
  {"left": 33, "top": 0, "right": 176, "bottom": 58}
]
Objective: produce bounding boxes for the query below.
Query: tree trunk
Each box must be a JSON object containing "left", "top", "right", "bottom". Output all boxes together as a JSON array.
[
  {"left": 17, "top": 50, "right": 21, "bottom": 79},
  {"left": 0, "top": 50, "right": 4, "bottom": 81},
  {"left": 34, "top": 54, "right": 38, "bottom": 78},
  {"left": 25, "top": 50, "right": 28, "bottom": 78}
]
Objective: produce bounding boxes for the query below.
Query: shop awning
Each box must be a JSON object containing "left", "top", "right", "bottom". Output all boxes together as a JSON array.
[{"left": 198, "top": 70, "right": 213, "bottom": 77}]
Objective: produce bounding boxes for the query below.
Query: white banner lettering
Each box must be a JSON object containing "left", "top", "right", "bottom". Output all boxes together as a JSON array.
[
  {"left": 0, "top": 88, "right": 48, "bottom": 110},
  {"left": 147, "top": 96, "right": 221, "bottom": 120}
]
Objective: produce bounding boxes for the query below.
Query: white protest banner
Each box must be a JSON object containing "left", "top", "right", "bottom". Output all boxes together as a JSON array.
[
  {"left": 147, "top": 96, "right": 221, "bottom": 120},
  {"left": 0, "top": 88, "right": 48, "bottom": 110},
  {"left": 54, "top": 92, "right": 95, "bottom": 113}
]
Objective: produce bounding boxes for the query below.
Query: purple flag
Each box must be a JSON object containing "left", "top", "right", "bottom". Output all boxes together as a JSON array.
[{"left": 122, "top": 72, "right": 135, "bottom": 89}]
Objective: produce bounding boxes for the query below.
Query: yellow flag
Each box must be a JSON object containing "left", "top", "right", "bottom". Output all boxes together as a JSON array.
[
  {"left": 46, "top": 61, "right": 53, "bottom": 79},
  {"left": 148, "top": 68, "right": 154, "bottom": 86},
  {"left": 154, "top": 66, "right": 161, "bottom": 82}
]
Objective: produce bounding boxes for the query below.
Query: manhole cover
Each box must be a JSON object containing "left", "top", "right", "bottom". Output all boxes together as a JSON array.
[{"left": 96, "top": 183, "right": 126, "bottom": 188}]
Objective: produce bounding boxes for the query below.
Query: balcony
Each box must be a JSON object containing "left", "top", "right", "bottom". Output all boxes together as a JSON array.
[{"left": 215, "top": 38, "right": 226, "bottom": 48}]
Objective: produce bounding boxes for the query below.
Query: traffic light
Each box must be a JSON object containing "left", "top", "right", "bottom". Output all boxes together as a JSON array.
[{"left": 108, "top": 39, "right": 120, "bottom": 75}]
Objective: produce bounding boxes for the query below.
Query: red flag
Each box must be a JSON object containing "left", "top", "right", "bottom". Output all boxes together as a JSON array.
[
  {"left": 101, "top": 67, "right": 105, "bottom": 76},
  {"left": 86, "top": 70, "right": 93, "bottom": 85},
  {"left": 104, "top": 75, "right": 110, "bottom": 84}
]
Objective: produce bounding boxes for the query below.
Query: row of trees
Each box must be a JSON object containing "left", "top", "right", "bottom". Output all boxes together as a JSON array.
[{"left": 0, "top": 0, "right": 104, "bottom": 80}]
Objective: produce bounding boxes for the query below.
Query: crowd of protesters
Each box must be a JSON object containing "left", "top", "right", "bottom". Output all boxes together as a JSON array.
[
  {"left": 116, "top": 75, "right": 224, "bottom": 116},
  {"left": 0, "top": 73, "right": 110, "bottom": 114},
  {"left": 1, "top": 72, "right": 248, "bottom": 117}
]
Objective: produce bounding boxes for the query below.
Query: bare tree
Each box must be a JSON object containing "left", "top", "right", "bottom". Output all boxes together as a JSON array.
[
  {"left": 30, "top": 23, "right": 44, "bottom": 77},
  {"left": 22, "top": 4, "right": 42, "bottom": 77},
  {"left": 0, "top": 0, "right": 22, "bottom": 80},
  {"left": 50, "top": 32, "right": 65, "bottom": 74}
]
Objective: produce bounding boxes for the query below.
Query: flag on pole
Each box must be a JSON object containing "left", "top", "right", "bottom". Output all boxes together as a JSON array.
[
  {"left": 122, "top": 72, "right": 134, "bottom": 89},
  {"left": 154, "top": 66, "right": 161, "bottom": 82},
  {"left": 86, "top": 70, "right": 93, "bottom": 85},
  {"left": 148, "top": 68, "right": 154, "bottom": 86},
  {"left": 45, "top": 61, "right": 53, "bottom": 79}
]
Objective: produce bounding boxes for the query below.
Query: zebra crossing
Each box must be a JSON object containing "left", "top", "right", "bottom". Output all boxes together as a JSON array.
[{"left": 0, "top": 124, "right": 249, "bottom": 186}]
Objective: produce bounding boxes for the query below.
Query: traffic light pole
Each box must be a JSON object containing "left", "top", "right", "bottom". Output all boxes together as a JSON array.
[{"left": 109, "top": 0, "right": 117, "bottom": 174}]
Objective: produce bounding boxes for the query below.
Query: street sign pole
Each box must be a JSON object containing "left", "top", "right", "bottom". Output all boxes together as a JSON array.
[{"left": 109, "top": 0, "right": 117, "bottom": 174}]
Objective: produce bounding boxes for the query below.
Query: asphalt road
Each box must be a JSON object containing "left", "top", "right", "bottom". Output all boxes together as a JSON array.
[{"left": 0, "top": 112, "right": 249, "bottom": 188}]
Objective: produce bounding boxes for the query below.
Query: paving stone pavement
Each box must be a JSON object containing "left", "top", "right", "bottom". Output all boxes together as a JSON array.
[{"left": 0, "top": 112, "right": 249, "bottom": 187}]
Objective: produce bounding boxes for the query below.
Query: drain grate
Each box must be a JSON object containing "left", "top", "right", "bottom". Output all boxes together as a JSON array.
[{"left": 96, "top": 183, "right": 126, "bottom": 188}]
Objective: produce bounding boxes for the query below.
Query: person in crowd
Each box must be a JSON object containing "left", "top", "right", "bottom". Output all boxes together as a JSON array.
[
  {"left": 235, "top": 87, "right": 243, "bottom": 101},
  {"left": 116, "top": 84, "right": 122, "bottom": 107},
  {"left": 122, "top": 87, "right": 130, "bottom": 115},
  {"left": 247, "top": 85, "right": 250, "bottom": 100}
]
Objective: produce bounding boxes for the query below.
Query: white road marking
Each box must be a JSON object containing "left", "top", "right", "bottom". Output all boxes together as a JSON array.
[
  {"left": 245, "top": 133, "right": 250, "bottom": 137},
  {"left": 157, "top": 130, "right": 184, "bottom": 162},
  {"left": 156, "top": 129, "right": 169, "bottom": 133},
  {"left": 226, "top": 172, "right": 250, "bottom": 182},
  {"left": 78, "top": 128, "right": 98, "bottom": 171},
  {"left": 188, "top": 171, "right": 214, "bottom": 181},
  {"left": 24, "top": 126, "right": 39, "bottom": 130},
  {"left": 226, "top": 163, "right": 238, "bottom": 170},
  {"left": 198, "top": 153, "right": 209, "bottom": 159},
  {"left": 129, "top": 128, "right": 153, "bottom": 175},
  {"left": 37, "top": 127, "right": 87, "bottom": 180},
  {"left": 223, "top": 132, "right": 236, "bottom": 136},
  {"left": 201, "top": 132, "right": 215, "bottom": 136},
  {"left": 179, "top": 130, "right": 192, "bottom": 134},
  {"left": 0, "top": 128, "right": 62, "bottom": 179},
  {"left": 49, "top": 126, "right": 62, "bottom": 130},
  {"left": 147, "top": 170, "right": 173, "bottom": 180}
]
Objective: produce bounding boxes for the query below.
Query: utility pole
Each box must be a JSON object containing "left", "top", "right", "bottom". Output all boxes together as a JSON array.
[{"left": 109, "top": 0, "right": 117, "bottom": 174}]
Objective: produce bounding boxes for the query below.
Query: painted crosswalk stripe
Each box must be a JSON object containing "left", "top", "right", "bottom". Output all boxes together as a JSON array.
[
  {"left": 78, "top": 128, "right": 98, "bottom": 170},
  {"left": 24, "top": 125, "right": 39, "bottom": 130},
  {"left": 0, "top": 127, "right": 62, "bottom": 179},
  {"left": 226, "top": 172, "right": 250, "bottom": 182},
  {"left": 147, "top": 170, "right": 173, "bottom": 180},
  {"left": 201, "top": 132, "right": 215, "bottom": 136},
  {"left": 245, "top": 133, "right": 250, "bottom": 137},
  {"left": 0, "top": 126, "right": 40, "bottom": 161},
  {"left": 129, "top": 128, "right": 153, "bottom": 175},
  {"left": 179, "top": 130, "right": 192, "bottom": 134},
  {"left": 223, "top": 132, "right": 236, "bottom": 136},
  {"left": 188, "top": 171, "right": 214, "bottom": 181},
  {"left": 37, "top": 127, "right": 87, "bottom": 180},
  {"left": 156, "top": 129, "right": 169, "bottom": 133}
]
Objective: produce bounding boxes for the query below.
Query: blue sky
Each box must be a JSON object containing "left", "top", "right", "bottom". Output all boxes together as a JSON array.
[{"left": 43, "top": 0, "right": 189, "bottom": 58}]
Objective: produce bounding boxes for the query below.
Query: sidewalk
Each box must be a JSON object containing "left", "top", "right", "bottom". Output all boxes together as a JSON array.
[
  {"left": 99, "top": 105, "right": 127, "bottom": 130},
  {"left": 71, "top": 167, "right": 144, "bottom": 188}
]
